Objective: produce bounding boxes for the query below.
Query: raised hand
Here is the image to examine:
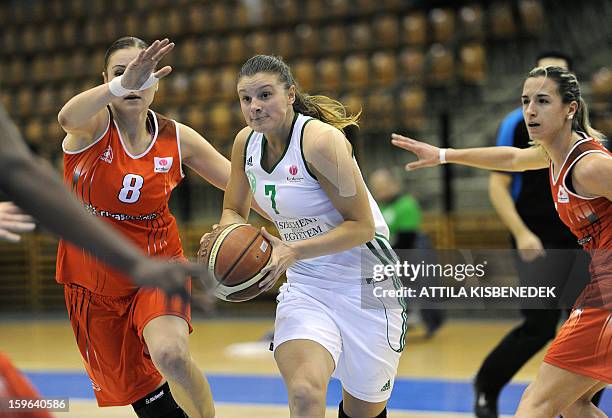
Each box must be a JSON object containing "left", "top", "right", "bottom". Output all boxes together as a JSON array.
[
  {"left": 0, "top": 202, "right": 36, "bottom": 242},
  {"left": 391, "top": 133, "right": 442, "bottom": 171},
  {"left": 120, "top": 38, "right": 175, "bottom": 90},
  {"left": 257, "top": 227, "right": 297, "bottom": 291}
]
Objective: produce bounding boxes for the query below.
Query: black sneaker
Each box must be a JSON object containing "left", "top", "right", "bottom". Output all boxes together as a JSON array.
[{"left": 474, "top": 384, "right": 498, "bottom": 418}]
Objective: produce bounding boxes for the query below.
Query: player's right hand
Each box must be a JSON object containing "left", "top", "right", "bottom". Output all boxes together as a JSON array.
[
  {"left": 391, "top": 133, "right": 441, "bottom": 171},
  {"left": 0, "top": 202, "right": 36, "bottom": 242},
  {"left": 515, "top": 230, "right": 546, "bottom": 262},
  {"left": 130, "top": 258, "right": 214, "bottom": 309},
  {"left": 258, "top": 227, "right": 297, "bottom": 291},
  {"left": 121, "top": 38, "right": 175, "bottom": 90}
]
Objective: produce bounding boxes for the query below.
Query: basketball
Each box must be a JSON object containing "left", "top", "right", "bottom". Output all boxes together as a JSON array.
[{"left": 197, "top": 224, "right": 272, "bottom": 302}]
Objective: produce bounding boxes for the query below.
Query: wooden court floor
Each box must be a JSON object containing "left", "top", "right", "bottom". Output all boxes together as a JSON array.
[{"left": 0, "top": 317, "right": 579, "bottom": 417}]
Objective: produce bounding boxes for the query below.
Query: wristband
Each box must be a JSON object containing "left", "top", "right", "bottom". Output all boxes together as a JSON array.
[
  {"left": 108, "top": 74, "right": 159, "bottom": 97},
  {"left": 439, "top": 148, "right": 448, "bottom": 164}
]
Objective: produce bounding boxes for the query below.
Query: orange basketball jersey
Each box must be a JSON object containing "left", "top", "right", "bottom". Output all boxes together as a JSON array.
[
  {"left": 56, "top": 108, "right": 185, "bottom": 296},
  {"left": 549, "top": 135, "right": 612, "bottom": 309}
]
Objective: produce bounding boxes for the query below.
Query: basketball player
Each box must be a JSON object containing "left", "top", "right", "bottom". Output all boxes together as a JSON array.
[
  {"left": 56, "top": 37, "right": 230, "bottom": 418},
  {"left": 216, "top": 55, "right": 406, "bottom": 418},
  {"left": 0, "top": 100, "right": 202, "bottom": 297},
  {"left": 0, "top": 92, "right": 211, "bottom": 416},
  {"left": 392, "top": 66, "right": 610, "bottom": 417},
  {"left": 474, "top": 51, "right": 601, "bottom": 417}
]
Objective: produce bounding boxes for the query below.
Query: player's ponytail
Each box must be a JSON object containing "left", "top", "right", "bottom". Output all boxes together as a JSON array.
[
  {"left": 239, "top": 55, "right": 360, "bottom": 131},
  {"left": 574, "top": 97, "right": 605, "bottom": 142}
]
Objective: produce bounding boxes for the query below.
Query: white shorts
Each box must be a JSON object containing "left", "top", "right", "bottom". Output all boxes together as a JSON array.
[{"left": 273, "top": 281, "right": 407, "bottom": 402}]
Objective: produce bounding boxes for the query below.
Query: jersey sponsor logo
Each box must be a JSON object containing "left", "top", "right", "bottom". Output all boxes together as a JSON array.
[
  {"left": 275, "top": 217, "right": 327, "bottom": 242},
  {"left": 246, "top": 156, "right": 253, "bottom": 166},
  {"left": 286, "top": 164, "right": 304, "bottom": 183},
  {"left": 99, "top": 146, "right": 113, "bottom": 164},
  {"left": 146, "top": 389, "right": 164, "bottom": 404},
  {"left": 557, "top": 186, "right": 569, "bottom": 203},
  {"left": 84, "top": 203, "right": 159, "bottom": 221},
  {"left": 154, "top": 157, "right": 173, "bottom": 173},
  {"left": 246, "top": 170, "right": 257, "bottom": 193}
]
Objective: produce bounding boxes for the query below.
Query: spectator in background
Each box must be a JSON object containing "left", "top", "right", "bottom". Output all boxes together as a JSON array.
[{"left": 370, "top": 167, "right": 446, "bottom": 338}]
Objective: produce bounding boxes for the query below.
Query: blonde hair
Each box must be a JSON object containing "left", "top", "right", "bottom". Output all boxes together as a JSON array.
[
  {"left": 239, "top": 55, "right": 360, "bottom": 131},
  {"left": 528, "top": 66, "right": 605, "bottom": 142}
]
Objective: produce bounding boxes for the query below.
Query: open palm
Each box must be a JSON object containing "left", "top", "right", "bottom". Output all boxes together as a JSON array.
[
  {"left": 121, "top": 38, "right": 175, "bottom": 90},
  {"left": 391, "top": 133, "right": 442, "bottom": 171}
]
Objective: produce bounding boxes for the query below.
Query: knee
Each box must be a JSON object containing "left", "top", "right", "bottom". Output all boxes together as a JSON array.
[
  {"left": 148, "top": 342, "right": 190, "bottom": 379},
  {"left": 518, "top": 384, "right": 559, "bottom": 417},
  {"left": 287, "top": 379, "right": 326, "bottom": 414}
]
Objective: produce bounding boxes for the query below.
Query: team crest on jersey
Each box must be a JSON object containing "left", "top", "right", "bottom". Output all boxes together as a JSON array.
[
  {"left": 99, "top": 146, "right": 113, "bottom": 164},
  {"left": 286, "top": 164, "right": 304, "bottom": 183},
  {"left": 154, "top": 157, "right": 173, "bottom": 173},
  {"left": 246, "top": 156, "right": 253, "bottom": 166},
  {"left": 557, "top": 186, "right": 569, "bottom": 203}
]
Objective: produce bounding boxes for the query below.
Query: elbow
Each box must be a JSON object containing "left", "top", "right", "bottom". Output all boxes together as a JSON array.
[
  {"left": 57, "top": 112, "right": 70, "bottom": 131},
  {"left": 57, "top": 109, "right": 79, "bottom": 132},
  {"left": 57, "top": 111, "right": 73, "bottom": 132},
  {"left": 361, "top": 219, "right": 376, "bottom": 243}
]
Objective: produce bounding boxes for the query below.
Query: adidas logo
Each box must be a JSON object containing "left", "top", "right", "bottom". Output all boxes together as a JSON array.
[
  {"left": 246, "top": 156, "right": 253, "bottom": 166},
  {"left": 380, "top": 379, "right": 391, "bottom": 392}
]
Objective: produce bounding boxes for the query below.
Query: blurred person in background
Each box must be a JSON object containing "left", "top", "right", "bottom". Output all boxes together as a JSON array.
[{"left": 369, "top": 167, "right": 446, "bottom": 339}]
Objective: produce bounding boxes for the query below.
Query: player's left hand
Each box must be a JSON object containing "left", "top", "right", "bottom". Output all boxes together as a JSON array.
[
  {"left": 258, "top": 227, "right": 297, "bottom": 291},
  {"left": 0, "top": 202, "right": 36, "bottom": 242}
]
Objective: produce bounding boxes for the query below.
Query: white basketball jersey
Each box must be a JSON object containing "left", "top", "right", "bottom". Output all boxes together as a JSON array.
[{"left": 244, "top": 113, "right": 394, "bottom": 287}]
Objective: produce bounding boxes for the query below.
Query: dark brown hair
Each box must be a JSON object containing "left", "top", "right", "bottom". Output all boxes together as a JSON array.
[
  {"left": 103, "top": 36, "right": 148, "bottom": 73},
  {"left": 238, "top": 55, "right": 360, "bottom": 130}
]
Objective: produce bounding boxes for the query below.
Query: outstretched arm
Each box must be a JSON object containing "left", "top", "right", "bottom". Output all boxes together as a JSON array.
[
  {"left": 0, "top": 102, "right": 201, "bottom": 297},
  {"left": 391, "top": 133, "right": 549, "bottom": 172}
]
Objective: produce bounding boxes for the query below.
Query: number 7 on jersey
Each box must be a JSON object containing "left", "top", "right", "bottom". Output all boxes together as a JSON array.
[{"left": 264, "top": 184, "right": 280, "bottom": 215}]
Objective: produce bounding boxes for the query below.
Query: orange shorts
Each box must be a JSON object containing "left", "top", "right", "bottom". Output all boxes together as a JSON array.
[
  {"left": 64, "top": 283, "right": 192, "bottom": 407},
  {"left": 0, "top": 352, "right": 53, "bottom": 418},
  {"left": 544, "top": 307, "right": 612, "bottom": 383}
]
